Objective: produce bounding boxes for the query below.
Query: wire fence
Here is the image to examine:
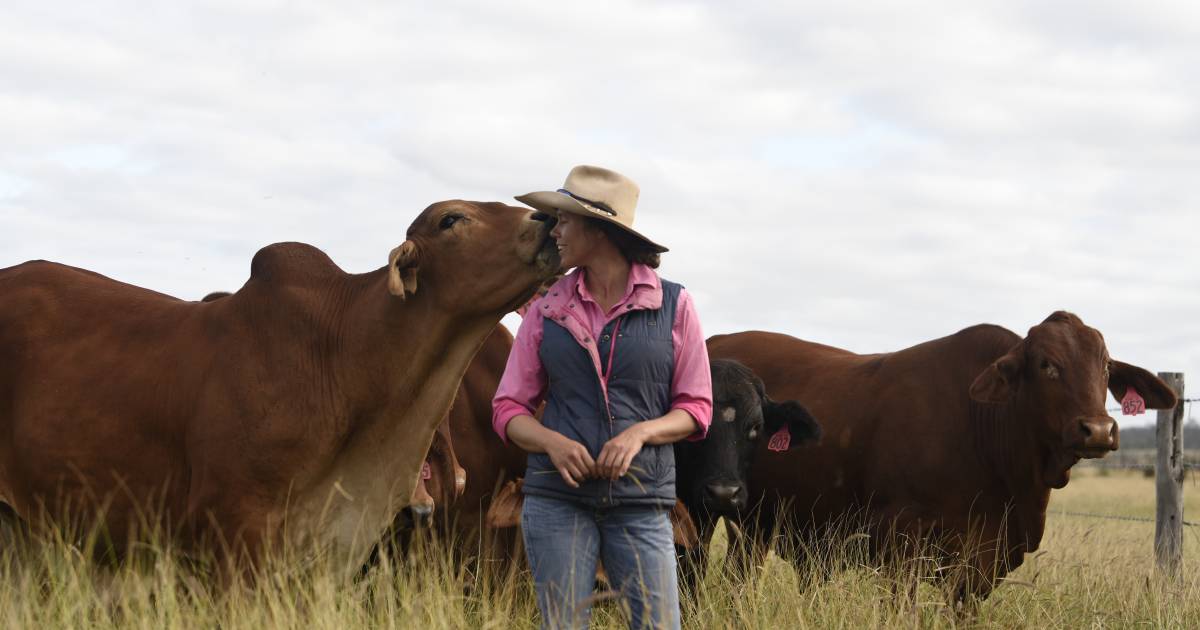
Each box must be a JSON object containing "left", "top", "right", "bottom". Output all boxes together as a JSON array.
[{"left": 1053, "top": 509, "right": 1200, "bottom": 529}]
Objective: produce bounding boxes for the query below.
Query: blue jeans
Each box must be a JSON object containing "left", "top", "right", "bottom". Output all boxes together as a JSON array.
[{"left": 522, "top": 494, "right": 681, "bottom": 630}]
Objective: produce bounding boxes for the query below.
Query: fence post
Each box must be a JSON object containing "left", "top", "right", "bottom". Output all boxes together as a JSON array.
[{"left": 1155, "top": 372, "right": 1185, "bottom": 576}]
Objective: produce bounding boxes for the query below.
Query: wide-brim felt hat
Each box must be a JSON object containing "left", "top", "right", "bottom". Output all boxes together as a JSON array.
[{"left": 515, "top": 165, "right": 668, "bottom": 253}]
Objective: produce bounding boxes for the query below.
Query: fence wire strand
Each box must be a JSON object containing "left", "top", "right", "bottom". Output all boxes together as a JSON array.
[{"left": 1053, "top": 510, "right": 1200, "bottom": 529}]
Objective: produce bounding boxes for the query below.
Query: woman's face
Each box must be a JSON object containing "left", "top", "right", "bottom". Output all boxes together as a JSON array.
[{"left": 549, "top": 211, "right": 602, "bottom": 269}]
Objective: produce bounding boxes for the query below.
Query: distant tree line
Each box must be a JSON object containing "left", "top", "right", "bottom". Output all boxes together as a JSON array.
[{"left": 1116, "top": 421, "right": 1200, "bottom": 450}]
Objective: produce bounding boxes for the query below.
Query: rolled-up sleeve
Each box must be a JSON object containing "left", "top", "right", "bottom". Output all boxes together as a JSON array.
[
  {"left": 492, "top": 304, "right": 548, "bottom": 443},
  {"left": 670, "top": 288, "right": 713, "bottom": 441}
]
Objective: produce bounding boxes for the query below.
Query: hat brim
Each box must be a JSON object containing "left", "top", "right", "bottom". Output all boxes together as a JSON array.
[{"left": 515, "top": 190, "right": 669, "bottom": 253}]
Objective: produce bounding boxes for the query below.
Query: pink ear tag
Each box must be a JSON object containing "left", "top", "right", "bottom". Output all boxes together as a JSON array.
[
  {"left": 767, "top": 428, "right": 791, "bottom": 452},
  {"left": 421, "top": 461, "right": 432, "bottom": 480},
  {"left": 1121, "top": 388, "right": 1146, "bottom": 416}
]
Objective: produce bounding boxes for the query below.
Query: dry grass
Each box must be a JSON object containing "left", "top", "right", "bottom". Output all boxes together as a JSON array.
[{"left": 2, "top": 468, "right": 1198, "bottom": 629}]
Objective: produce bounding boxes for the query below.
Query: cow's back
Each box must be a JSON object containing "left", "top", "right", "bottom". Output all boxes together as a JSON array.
[
  {"left": 0, "top": 260, "right": 220, "bottom": 532},
  {"left": 0, "top": 251, "right": 335, "bottom": 539}
]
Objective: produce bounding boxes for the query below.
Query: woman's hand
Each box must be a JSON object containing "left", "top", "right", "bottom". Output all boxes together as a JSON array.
[
  {"left": 596, "top": 424, "right": 648, "bottom": 481},
  {"left": 545, "top": 433, "right": 597, "bottom": 488},
  {"left": 505, "top": 414, "right": 596, "bottom": 488},
  {"left": 597, "top": 410, "right": 700, "bottom": 481}
]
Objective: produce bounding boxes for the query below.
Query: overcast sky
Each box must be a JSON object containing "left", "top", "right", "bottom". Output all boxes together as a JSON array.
[{"left": 2, "top": 1, "right": 1196, "bottom": 425}]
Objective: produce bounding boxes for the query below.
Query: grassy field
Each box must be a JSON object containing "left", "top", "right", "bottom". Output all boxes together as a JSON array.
[{"left": 2, "top": 468, "right": 1199, "bottom": 629}]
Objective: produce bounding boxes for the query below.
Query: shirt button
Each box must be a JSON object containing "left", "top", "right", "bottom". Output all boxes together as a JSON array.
[
  {"left": 625, "top": 304, "right": 633, "bottom": 310},
  {"left": 601, "top": 334, "right": 610, "bottom": 342}
]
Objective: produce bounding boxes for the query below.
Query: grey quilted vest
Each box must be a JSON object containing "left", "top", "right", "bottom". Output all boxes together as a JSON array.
[{"left": 521, "top": 280, "right": 682, "bottom": 508}]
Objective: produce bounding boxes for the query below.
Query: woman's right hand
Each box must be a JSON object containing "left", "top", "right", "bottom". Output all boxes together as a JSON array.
[
  {"left": 503, "top": 414, "right": 596, "bottom": 488},
  {"left": 544, "top": 433, "right": 596, "bottom": 488}
]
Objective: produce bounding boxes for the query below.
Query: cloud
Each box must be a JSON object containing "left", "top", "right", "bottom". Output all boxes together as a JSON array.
[{"left": 2, "top": 0, "right": 1196, "bottom": 425}]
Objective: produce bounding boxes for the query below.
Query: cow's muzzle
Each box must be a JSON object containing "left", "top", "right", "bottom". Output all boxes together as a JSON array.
[
  {"left": 407, "top": 503, "right": 434, "bottom": 528},
  {"left": 528, "top": 213, "right": 561, "bottom": 273},
  {"left": 703, "top": 482, "right": 746, "bottom": 514},
  {"left": 1074, "top": 415, "right": 1118, "bottom": 456}
]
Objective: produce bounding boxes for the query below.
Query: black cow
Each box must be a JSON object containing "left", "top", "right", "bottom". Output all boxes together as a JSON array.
[{"left": 674, "top": 358, "right": 821, "bottom": 591}]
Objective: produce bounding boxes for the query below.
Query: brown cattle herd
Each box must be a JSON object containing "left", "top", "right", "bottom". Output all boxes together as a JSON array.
[{"left": 0, "top": 200, "right": 1179, "bottom": 608}]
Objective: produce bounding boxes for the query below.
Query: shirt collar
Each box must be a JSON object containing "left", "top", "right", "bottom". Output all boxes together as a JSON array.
[{"left": 567, "top": 263, "right": 663, "bottom": 312}]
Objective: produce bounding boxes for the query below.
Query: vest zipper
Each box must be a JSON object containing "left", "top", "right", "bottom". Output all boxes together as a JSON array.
[{"left": 600, "top": 316, "right": 623, "bottom": 504}]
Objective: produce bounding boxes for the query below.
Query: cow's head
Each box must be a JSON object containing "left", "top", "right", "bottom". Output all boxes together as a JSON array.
[
  {"left": 388, "top": 201, "right": 560, "bottom": 314},
  {"left": 969, "top": 311, "right": 1177, "bottom": 486},
  {"left": 676, "top": 359, "right": 821, "bottom": 519}
]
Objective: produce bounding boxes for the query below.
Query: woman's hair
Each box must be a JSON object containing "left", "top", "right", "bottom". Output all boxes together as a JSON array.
[{"left": 588, "top": 217, "right": 661, "bottom": 268}]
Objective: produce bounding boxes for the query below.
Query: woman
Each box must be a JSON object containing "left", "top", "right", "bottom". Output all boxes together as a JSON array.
[{"left": 492, "top": 165, "right": 712, "bottom": 629}]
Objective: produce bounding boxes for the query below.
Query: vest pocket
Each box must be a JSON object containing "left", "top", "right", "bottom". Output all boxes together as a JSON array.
[
  {"left": 527, "top": 453, "right": 553, "bottom": 476},
  {"left": 627, "top": 443, "right": 659, "bottom": 493}
]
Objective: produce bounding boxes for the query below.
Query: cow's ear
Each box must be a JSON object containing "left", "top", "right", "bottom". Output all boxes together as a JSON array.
[
  {"left": 670, "top": 500, "right": 700, "bottom": 549},
  {"left": 387, "top": 240, "right": 420, "bottom": 298},
  {"left": 763, "top": 399, "right": 821, "bottom": 447},
  {"left": 1108, "top": 360, "right": 1178, "bottom": 410},
  {"left": 969, "top": 351, "right": 1022, "bottom": 403},
  {"left": 485, "top": 479, "right": 524, "bottom": 528}
]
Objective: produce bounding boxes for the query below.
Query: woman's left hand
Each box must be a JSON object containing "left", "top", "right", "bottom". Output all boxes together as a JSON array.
[{"left": 596, "top": 425, "right": 649, "bottom": 481}]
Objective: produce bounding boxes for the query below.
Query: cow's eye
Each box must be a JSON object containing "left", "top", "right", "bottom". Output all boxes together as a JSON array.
[
  {"left": 747, "top": 423, "right": 763, "bottom": 441},
  {"left": 1041, "top": 359, "right": 1059, "bottom": 379},
  {"left": 439, "top": 214, "right": 464, "bottom": 230}
]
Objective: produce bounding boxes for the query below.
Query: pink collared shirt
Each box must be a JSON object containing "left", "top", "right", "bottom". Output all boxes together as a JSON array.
[{"left": 492, "top": 263, "right": 713, "bottom": 443}]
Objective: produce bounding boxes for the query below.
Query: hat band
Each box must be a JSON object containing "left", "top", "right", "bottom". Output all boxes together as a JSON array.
[{"left": 557, "top": 189, "right": 618, "bottom": 217}]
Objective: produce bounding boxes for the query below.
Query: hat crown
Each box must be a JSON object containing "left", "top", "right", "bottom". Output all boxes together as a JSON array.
[{"left": 561, "top": 165, "right": 640, "bottom": 228}]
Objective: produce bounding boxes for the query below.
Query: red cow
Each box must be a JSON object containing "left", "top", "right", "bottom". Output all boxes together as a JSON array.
[
  {"left": 0, "top": 201, "right": 559, "bottom": 573},
  {"left": 707, "top": 312, "right": 1177, "bottom": 603}
]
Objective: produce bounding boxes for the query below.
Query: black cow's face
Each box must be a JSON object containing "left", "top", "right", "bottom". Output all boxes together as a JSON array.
[{"left": 676, "top": 359, "right": 821, "bottom": 520}]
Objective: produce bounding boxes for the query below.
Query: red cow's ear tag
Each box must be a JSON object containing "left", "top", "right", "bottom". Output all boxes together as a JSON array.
[
  {"left": 1121, "top": 388, "right": 1146, "bottom": 416},
  {"left": 421, "top": 461, "right": 432, "bottom": 480},
  {"left": 767, "top": 428, "right": 791, "bottom": 452}
]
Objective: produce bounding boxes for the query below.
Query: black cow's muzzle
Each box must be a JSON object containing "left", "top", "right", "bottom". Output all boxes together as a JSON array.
[{"left": 703, "top": 482, "right": 747, "bottom": 514}]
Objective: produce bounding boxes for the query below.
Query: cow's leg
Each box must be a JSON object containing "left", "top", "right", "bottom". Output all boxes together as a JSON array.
[
  {"left": 0, "top": 502, "right": 29, "bottom": 572},
  {"left": 930, "top": 530, "right": 1003, "bottom": 616},
  {"left": 725, "top": 509, "right": 775, "bottom": 586}
]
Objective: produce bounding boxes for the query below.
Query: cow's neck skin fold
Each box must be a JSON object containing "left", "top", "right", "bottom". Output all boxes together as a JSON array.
[
  {"left": 279, "top": 268, "right": 503, "bottom": 572},
  {"left": 968, "top": 396, "right": 1051, "bottom": 552}
]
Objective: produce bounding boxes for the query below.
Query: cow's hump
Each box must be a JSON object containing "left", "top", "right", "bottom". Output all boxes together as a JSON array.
[{"left": 249, "top": 242, "right": 344, "bottom": 285}]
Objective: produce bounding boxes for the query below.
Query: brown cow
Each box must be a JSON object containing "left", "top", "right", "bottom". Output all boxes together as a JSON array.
[
  {"left": 373, "top": 324, "right": 529, "bottom": 569},
  {"left": 437, "top": 324, "right": 529, "bottom": 563},
  {"left": 388, "top": 416, "right": 467, "bottom": 550},
  {"left": 0, "top": 200, "right": 559, "bottom": 572},
  {"left": 707, "top": 312, "right": 1178, "bottom": 604}
]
